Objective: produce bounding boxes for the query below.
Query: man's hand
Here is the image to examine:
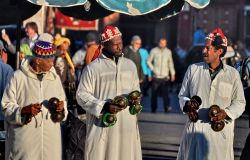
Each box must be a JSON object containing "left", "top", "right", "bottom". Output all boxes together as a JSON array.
[
  {"left": 211, "top": 109, "right": 227, "bottom": 122},
  {"left": 187, "top": 110, "right": 199, "bottom": 122},
  {"left": 183, "top": 101, "right": 193, "bottom": 113},
  {"left": 170, "top": 75, "right": 175, "bottom": 82},
  {"left": 108, "top": 104, "right": 124, "bottom": 114},
  {"left": 21, "top": 103, "right": 41, "bottom": 117},
  {"left": 1, "top": 33, "right": 12, "bottom": 45}
]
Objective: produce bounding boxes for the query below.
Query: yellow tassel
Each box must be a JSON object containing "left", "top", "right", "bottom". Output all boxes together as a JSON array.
[{"left": 65, "top": 52, "right": 75, "bottom": 72}]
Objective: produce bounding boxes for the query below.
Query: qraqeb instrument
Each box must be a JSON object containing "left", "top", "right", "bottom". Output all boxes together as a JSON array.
[
  {"left": 208, "top": 105, "right": 225, "bottom": 132},
  {"left": 128, "top": 90, "right": 143, "bottom": 115},
  {"left": 48, "top": 97, "right": 65, "bottom": 123},
  {"left": 184, "top": 96, "right": 202, "bottom": 122},
  {"left": 102, "top": 90, "right": 143, "bottom": 127},
  {"left": 102, "top": 96, "right": 128, "bottom": 127}
]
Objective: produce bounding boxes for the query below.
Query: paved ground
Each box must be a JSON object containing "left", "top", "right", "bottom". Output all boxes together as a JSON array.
[{"left": 139, "top": 91, "right": 249, "bottom": 160}]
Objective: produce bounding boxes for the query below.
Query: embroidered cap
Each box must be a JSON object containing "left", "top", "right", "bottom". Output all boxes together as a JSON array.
[
  {"left": 206, "top": 28, "right": 227, "bottom": 47},
  {"left": 100, "top": 26, "right": 122, "bottom": 43},
  {"left": 32, "top": 41, "right": 56, "bottom": 58}
]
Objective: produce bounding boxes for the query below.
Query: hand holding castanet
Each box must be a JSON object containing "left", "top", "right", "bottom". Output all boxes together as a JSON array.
[
  {"left": 183, "top": 96, "right": 202, "bottom": 123},
  {"left": 48, "top": 97, "right": 65, "bottom": 123},
  {"left": 21, "top": 103, "right": 41, "bottom": 124},
  {"left": 102, "top": 96, "right": 128, "bottom": 127},
  {"left": 209, "top": 105, "right": 226, "bottom": 132},
  {"left": 128, "top": 90, "right": 143, "bottom": 115}
]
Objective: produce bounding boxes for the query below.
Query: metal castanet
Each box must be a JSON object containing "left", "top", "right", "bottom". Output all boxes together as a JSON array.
[
  {"left": 102, "top": 96, "right": 128, "bottom": 127},
  {"left": 48, "top": 97, "right": 65, "bottom": 123},
  {"left": 128, "top": 90, "right": 143, "bottom": 115},
  {"left": 209, "top": 105, "right": 225, "bottom": 132},
  {"left": 185, "top": 96, "right": 202, "bottom": 122},
  {"left": 102, "top": 113, "right": 117, "bottom": 127},
  {"left": 113, "top": 96, "right": 129, "bottom": 109}
]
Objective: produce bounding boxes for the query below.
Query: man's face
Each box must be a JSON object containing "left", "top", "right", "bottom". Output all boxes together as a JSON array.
[
  {"left": 159, "top": 39, "right": 167, "bottom": 49},
  {"left": 25, "top": 26, "right": 36, "bottom": 38},
  {"left": 58, "top": 42, "right": 69, "bottom": 57},
  {"left": 202, "top": 39, "right": 222, "bottom": 64},
  {"left": 34, "top": 57, "right": 54, "bottom": 73},
  {"left": 105, "top": 36, "right": 123, "bottom": 57},
  {"left": 132, "top": 39, "right": 141, "bottom": 51}
]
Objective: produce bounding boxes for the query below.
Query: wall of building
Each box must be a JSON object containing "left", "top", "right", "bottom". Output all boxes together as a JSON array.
[{"left": 178, "top": 0, "right": 245, "bottom": 49}]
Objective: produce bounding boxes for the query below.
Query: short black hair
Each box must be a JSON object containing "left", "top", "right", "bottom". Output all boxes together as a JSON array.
[{"left": 211, "top": 35, "right": 227, "bottom": 57}]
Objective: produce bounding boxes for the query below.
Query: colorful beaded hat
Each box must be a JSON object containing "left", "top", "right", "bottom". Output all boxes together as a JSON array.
[{"left": 32, "top": 41, "right": 56, "bottom": 58}]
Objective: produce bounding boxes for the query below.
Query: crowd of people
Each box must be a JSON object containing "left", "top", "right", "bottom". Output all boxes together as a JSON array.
[{"left": 0, "top": 21, "right": 249, "bottom": 160}]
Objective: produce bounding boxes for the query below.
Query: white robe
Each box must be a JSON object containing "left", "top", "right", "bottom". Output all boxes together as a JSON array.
[
  {"left": 76, "top": 54, "right": 142, "bottom": 160},
  {"left": 177, "top": 62, "right": 246, "bottom": 160},
  {"left": 1, "top": 59, "right": 68, "bottom": 160}
]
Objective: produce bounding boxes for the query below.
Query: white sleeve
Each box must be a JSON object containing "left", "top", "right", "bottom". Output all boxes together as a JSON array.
[
  {"left": 1, "top": 74, "right": 23, "bottom": 125},
  {"left": 224, "top": 72, "right": 246, "bottom": 120},
  {"left": 76, "top": 66, "right": 106, "bottom": 118},
  {"left": 72, "top": 49, "right": 86, "bottom": 66}
]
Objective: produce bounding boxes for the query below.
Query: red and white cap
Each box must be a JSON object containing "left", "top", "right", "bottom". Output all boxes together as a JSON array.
[
  {"left": 100, "top": 26, "right": 122, "bottom": 43},
  {"left": 206, "top": 28, "right": 227, "bottom": 46}
]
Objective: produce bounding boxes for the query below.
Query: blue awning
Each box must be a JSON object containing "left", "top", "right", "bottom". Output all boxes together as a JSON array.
[
  {"left": 25, "top": 0, "right": 210, "bottom": 14},
  {"left": 0, "top": 0, "right": 210, "bottom": 25},
  {"left": 97, "top": 0, "right": 172, "bottom": 15}
]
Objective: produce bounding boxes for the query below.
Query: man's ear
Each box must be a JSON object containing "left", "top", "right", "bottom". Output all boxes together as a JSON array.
[
  {"left": 34, "top": 57, "right": 41, "bottom": 64},
  {"left": 217, "top": 48, "right": 224, "bottom": 56}
]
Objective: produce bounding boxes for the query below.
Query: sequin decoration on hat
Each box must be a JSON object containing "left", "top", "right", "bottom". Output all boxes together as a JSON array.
[
  {"left": 206, "top": 28, "right": 227, "bottom": 46},
  {"left": 100, "top": 26, "right": 122, "bottom": 43},
  {"left": 32, "top": 41, "right": 56, "bottom": 58}
]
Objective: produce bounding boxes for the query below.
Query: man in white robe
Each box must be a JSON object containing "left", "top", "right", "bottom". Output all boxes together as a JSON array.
[
  {"left": 177, "top": 28, "right": 246, "bottom": 160},
  {"left": 1, "top": 34, "right": 68, "bottom": 160},
  {"left": 76, "top": 26, "right": 142, "bottom": 160}
]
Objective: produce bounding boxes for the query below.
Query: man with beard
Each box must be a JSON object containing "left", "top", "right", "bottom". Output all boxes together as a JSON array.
[
  {"left": 76, "top": 26, "right": 142, "bottom": 160},
  {"left": 177, "top": 28, "right": 246, "bottom": 160}
]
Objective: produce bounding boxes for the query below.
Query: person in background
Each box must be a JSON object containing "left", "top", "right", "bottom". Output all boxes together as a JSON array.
[
  {"left": 193, "top": 26, "right": 205, "bottom": 46},
  {"left": 84, "top": 32, "right": 99, "bottom": 65},
  {"left": 76, "top": 26, "right": 142, "bottom": 160},
  {"left": 139, "top": 47, "right": 152, "bottom": 96},
  {"left": 2, "top": 22, "right": 39, "bottom": 54},
  {"left": 123, "top": 35, "right": 144, "bottom": 83},
  {"left": 0, "top": 40, "right": 13, "bottom": 130},
  {"left": 1, "top": 33, "right": 68, "bottom": 160},
  {"left": 72, "top": 40, "right": 86, "bottom": 84},
  {"left": 147, "top": 38, "right": 176, "bottom": 113},
  {"left": 72, "top": 32, "right": 99, "bottom": 83},
  {"left": 177, "top": 28, "right": 245, "bottom": 160},
  {"left": 54, "top": 34, "right": 76, "bottom": 109},
  {"left": 54, "top": 34, "right": 75, "bottom": 83}
]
